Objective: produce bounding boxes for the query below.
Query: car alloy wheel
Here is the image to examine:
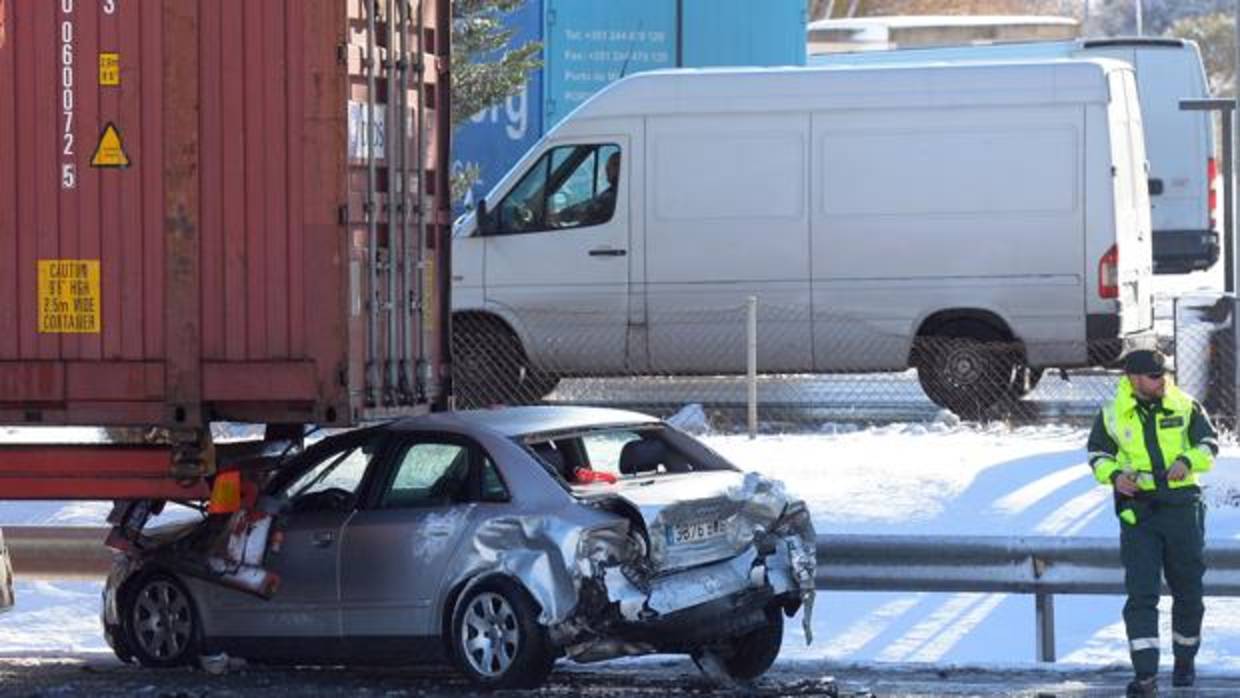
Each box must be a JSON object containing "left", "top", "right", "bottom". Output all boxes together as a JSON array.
[
  {"left": 126, "top": 574, "right": 198, "bottom": 667},
  {"left": 460, "top": 591, "right": 521, "bottom": 677},
  {"left": 450, "top": 578, "right": 554, "bottom": 689}
]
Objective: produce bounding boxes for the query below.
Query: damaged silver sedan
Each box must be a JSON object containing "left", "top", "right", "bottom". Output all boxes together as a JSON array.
[{"left": 101, "top": 406, "right": 816, "bottom": 689}]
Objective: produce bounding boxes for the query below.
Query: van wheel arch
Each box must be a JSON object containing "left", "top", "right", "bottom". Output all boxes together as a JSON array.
[{"left": 450, "top": 313, "right": 558, "bottom": 406}]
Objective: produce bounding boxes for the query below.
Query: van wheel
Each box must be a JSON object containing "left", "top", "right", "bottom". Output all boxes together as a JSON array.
[
  {"left": 916, "top": 325, "right": 1017, "bottom": 416},
  {"left": 452, "top": 320, "right": 536, "bottom": 407}
]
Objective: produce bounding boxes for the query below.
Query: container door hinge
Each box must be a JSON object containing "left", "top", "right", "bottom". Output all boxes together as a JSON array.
[
  {"left": 338, "top": 204, "right": 350, "bottom": 225},
  {"left": 337, "top": 43, "right": 349, "bottom": 65},
  {"left": 338, "top": 366, "right": 349, "bottom": 388}
]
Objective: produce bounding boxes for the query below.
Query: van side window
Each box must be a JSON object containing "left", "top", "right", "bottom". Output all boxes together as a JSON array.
[{"left": 495, "top": 143, "right": 620, "bottom": 234}]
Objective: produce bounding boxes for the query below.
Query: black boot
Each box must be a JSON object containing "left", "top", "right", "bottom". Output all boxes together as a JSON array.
[
  {"left": 1126, "top": 674, "right": 1158, "bottom": 697},
  {"left": 1172, "top": 657, "right": 1195, "bottom": 687}
]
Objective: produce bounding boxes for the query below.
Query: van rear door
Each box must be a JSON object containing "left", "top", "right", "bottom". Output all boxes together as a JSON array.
[{"left": 1106, "top": 69, "right": 1154, "bottom": 336}]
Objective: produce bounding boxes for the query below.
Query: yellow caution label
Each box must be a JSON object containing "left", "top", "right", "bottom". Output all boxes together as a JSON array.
[
  {"left": 99, "top": 52, "right": 120, "bottom": 86},
  {"left": 91, "top": 123, "right": 130, "bottom": 168},
  {"left": 38, "top": 260, "right": 102, "bottom": 334}
]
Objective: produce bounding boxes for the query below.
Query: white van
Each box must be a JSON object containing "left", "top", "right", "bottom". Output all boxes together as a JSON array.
[
  {"left": 811, "top": 38, "right": 1218, "bottom": 275},
  {"left": 452, "top": 60, "right": 1155, "bottom": 414}
]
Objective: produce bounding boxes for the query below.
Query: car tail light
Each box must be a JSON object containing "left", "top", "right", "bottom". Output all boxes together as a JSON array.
[
  {"left": 208, "top": 470, "right": 242, "bottom": 514},
  {"left": 1209, "top": 157, "right": 1218, "bottom": 230},
  {"left": 1099, "top": 244, "right": 1119, "bottom": 299}
]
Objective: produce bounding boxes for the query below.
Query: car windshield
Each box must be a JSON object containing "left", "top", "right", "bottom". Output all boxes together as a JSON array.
[{"left": 521, "top": 424, "right": 736, "bottom": 488}]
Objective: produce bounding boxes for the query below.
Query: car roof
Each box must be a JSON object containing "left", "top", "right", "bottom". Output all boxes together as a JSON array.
[{"left": 389, "top": 405, "right": 662, "bottom": 439}]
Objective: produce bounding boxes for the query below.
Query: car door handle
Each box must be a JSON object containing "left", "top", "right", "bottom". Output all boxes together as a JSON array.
[
  {"left": 588, "top": 248, "right": 626, "bottom": 257},
  {"left": 313, "top": 530, "right": 335, "bottom": 548}
]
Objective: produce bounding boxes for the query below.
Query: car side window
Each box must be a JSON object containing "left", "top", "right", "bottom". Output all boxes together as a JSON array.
[
  {"left": 494, "top": 143, "right": 620, "bottom": 235},
  {"left": 282, "top": 443, "right": 377, "bottom": 511},
  {"left": 381, "top": 442, "right": 473, "bottom": 508}
]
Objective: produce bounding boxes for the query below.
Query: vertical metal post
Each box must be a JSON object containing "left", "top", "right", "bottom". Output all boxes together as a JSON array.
[
  {"left": 1036, "top": 593, "right": 1056, "bottom": 662},
  {"left": 747, "top": 296, "right": 758, "bottom": 439},
  {"left": 399, "top": 0, "right": 414, "bottom": 402},
  {"left": 366, "top": 0, "right": 381, "bottom": 406},
  {"left": 1134, "top": 0, "right": 1142, "bottom": 36},
  {"left": 386, "top": 0, "right": 400, "bottom": 405},
  {"left": 1226, "top": 108, "right": 1235, "bottom": 294}
]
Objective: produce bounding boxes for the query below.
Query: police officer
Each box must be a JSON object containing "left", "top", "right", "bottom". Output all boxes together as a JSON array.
[{"left": 1087, "top": 349, "right": 1217, "bottom": 697}]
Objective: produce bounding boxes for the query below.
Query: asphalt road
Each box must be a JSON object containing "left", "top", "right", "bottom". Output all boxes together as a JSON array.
[{"left": 3, "top": 654, "right": 1240, "bottom": 698}]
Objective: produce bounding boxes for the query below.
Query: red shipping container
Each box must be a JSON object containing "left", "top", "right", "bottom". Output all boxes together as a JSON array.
[{"left": 0, "top": 0, "right": 452, "bottom": 430}]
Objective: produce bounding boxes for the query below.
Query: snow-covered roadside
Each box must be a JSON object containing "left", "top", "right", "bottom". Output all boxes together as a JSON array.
[{"left": 5, "top": 418, "right": 1240, "bottom": 673}]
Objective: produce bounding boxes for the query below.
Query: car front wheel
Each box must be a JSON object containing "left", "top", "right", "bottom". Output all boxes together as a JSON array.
[
  {"left": 121, "top": 573, "right": 200, "bottom": 668},
  {"left": 450, "top": 578, "right": 555, "bottom": 689}
]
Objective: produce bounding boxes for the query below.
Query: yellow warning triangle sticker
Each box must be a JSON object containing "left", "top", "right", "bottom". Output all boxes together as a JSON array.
[{"left": 91, "top": 122, "right": 130, "bottom": 168}]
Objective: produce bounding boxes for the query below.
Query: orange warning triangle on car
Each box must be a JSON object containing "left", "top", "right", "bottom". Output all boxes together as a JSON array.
[{"left": 91, "top": 122, "right": 130, "bottom": 168}]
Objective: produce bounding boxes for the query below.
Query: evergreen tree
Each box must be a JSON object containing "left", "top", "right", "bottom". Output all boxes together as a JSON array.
[{"left": 452, "top": 0, "right": 541, "bottom": 203}]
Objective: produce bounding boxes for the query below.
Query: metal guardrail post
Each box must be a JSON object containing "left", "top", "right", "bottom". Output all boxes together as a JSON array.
[
  {"left": 746, "top": 296, "right": 758, "bottom": 439},
  {"left": 1036, "top": 592, "right": 1055, "bottom": 662}
]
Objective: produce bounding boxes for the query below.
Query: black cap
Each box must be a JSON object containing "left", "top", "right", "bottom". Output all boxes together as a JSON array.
[{"left": 1123, "top": 349, "right": 1168, "bottom": 376}]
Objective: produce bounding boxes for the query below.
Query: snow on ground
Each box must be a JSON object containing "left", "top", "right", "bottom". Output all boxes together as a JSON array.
[{"left": 5, "top": 416, "right": 1240, "bottom": 674}]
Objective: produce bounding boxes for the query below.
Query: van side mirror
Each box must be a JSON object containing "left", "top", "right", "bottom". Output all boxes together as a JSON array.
[
  {"left": 1148, "top": 178, "right": 1164, "bottom": 196},
  {"left": 476, "top": 198, "right": 492, "bottom": 235}
]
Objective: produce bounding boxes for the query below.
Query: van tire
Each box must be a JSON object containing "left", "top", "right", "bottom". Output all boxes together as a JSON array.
[
  {"left": 452, "top": 319, "right": 555, "bottom": 407},
  {"left": 916, "top": 323, "right": 1018, "bottom": 416}
]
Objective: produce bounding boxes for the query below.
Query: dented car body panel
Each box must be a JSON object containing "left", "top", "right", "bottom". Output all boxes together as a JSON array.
[{"left": 101, "top": 406, "right": 815, "bottom": 674}]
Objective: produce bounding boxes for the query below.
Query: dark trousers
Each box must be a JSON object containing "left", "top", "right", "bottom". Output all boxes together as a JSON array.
[{"left": 1120, "top": 499, "right": 1206, "bottom": 676}]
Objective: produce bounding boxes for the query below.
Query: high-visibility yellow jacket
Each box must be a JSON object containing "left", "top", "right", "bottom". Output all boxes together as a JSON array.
[{"left": 1087, "top": 376, "right": 1217, "bottom": 503}]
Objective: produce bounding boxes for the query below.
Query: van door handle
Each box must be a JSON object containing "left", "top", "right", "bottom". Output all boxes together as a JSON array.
[
  {"left": 313, "top": 530, "right": 335, "bottom": 548},
  {"left": 588, "top": 248, "right": 627, "bottom": 257}
]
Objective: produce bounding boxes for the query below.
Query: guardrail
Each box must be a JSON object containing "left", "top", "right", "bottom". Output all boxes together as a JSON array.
[
  {"left": 8, "top": 528, "right": 1240, "bottom": 663},
  {"left": 817, "top": 534, "right": 1240, "bottom": 662},
  {"left": 3, "top": 526, "right": 113, "bottom": 580}
]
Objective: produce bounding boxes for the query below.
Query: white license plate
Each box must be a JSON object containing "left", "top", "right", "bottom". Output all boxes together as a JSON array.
[{"left": 667, "top": 519, "right": 726, "bottom": 545}]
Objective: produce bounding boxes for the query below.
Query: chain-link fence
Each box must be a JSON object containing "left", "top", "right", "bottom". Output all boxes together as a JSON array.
[{"left": 451, "top": 295, "right": 1238, "bottom": 431}]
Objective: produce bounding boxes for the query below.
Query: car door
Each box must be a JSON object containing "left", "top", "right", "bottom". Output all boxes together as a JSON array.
[
  {"left": 339, "top": 435, "right": 504, "bottom": 642},
  {"left": 202, "top": 434, "right": 385, "bottom": 652},
  {"left": 482, "top": 138, "right": 632, "bottom": 373}
]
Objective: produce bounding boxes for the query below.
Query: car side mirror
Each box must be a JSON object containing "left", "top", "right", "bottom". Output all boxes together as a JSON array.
[{"left": 476, "top": 198, "right": 492, "bottom": 235}]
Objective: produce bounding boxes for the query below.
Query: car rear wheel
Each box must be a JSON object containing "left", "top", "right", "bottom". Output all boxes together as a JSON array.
[
  {"left": 450, "top": 578, "right": 555, "bottom": 689},
  {"left": 121, "top": 573, "right": 200, "bottom": 668},
  {"left": 693, "top": 605, "right": 784, "bottom": 682}
]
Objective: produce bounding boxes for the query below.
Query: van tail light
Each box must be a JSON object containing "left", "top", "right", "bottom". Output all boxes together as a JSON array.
[
  {"left": 1208, "top": 157, "right": 1218, "bottom": 230},
  {"left": 1099, "top": 244, "right": 1119, "bottom": 299}
]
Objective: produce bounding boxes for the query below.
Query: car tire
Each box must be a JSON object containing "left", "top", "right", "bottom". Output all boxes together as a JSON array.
[
  {"left": 915, "top": 323, "right": 1018, "bottom": 417},
  {"left": 450, "top": 577, "right": 555, "bottom": 690},
  {"left": 693, "top": 606, "right": 784, "bottom": 682},
  {"left": 120, "top": 572, "right": 201, "bottom": 668}
]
